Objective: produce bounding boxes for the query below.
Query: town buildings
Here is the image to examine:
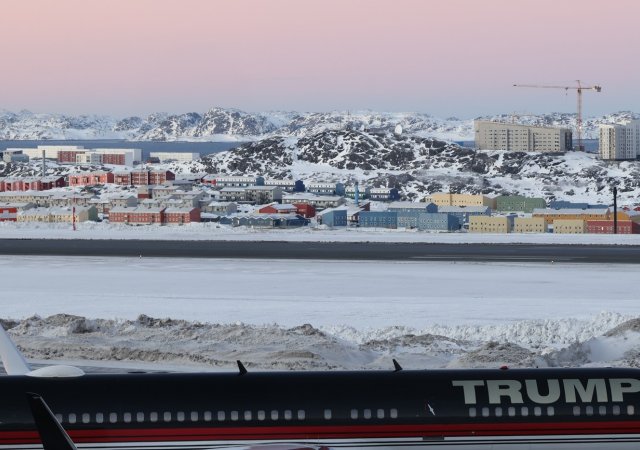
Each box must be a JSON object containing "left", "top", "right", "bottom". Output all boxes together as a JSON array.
[{"left": 474, "top": 120, "right": 572, "bottom": 152}]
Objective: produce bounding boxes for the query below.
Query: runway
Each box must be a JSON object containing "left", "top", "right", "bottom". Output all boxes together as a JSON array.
[{"left": 0, "top": 239, "right": 639, "bottom": 263}]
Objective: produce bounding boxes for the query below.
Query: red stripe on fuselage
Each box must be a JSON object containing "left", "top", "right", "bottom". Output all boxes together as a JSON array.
[{"left": 2, "top": 421, "right": 640, "bottom": 444}]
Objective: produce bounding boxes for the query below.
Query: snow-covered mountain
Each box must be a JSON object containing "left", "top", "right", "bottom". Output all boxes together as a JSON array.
[{"left": 1, "top": 108, "right": 637, "bottom": 142}]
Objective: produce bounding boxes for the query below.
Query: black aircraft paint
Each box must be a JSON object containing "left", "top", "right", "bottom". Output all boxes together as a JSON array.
[{"left": 3, "top": 368, "right": 640, "bottom": 449}]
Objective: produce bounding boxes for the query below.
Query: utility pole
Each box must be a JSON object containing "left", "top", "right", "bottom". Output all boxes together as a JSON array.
[{"left": 613, "top": 185, "right": 618, "bottom": 235}]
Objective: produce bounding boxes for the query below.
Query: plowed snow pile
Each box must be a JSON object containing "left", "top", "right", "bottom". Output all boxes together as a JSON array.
[{"left": 4, "top": 313, "right": 640, "bottom": 372}]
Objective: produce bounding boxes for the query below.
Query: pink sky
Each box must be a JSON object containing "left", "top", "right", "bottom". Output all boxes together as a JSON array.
[{"left": 1, "top": 0, "right": 638, "bottom": 117}]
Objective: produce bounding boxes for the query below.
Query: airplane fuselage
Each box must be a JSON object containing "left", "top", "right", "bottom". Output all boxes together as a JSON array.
[{"left": 2, "top": 367, "right": 640, "bottom": 449}]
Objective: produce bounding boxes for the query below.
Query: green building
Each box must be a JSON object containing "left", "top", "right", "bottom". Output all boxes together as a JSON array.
[{"left": 496, "top": 195, "right": 546, "bottom": 213}]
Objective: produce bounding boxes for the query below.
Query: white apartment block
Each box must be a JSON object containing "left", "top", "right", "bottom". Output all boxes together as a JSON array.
[
  {"left": 149, "top": 152, "right": 200, "bottom": 163},
  {"left": 599, "top": 119, "right": 640, "bottom": 160},
  {"left": 474, "top": 121, "right": 572, "bottom": 152}
]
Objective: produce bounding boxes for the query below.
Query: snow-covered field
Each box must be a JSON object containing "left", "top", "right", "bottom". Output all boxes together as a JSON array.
[
  {"left": 2, "top": 221, "right": 640, "bottom": 244},
  {"left": 3, "top": 256, "right": 640, "bottom": 371}
]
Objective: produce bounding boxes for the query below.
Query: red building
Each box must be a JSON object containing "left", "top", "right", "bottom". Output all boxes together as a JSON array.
[
  {"left": 114, "top": 172, "right": 132, "bottom": 186},
  {"left": 0, "top": 177, "right": 65, "bottom": 192},
  {"left": 258, "top": 204, "right": 298, "bottom": 214},
  {"left": 69, "top": 171, "right": 115, "bottom": 187},
  {"left": 586, "top": 220, "right": 639, "bottom": 234},
  {"left": 163, "top": 207, "right": 201, "bottom": 224},
  {"left": 109, "top": 207, "right": 165, "bottom": 225},
  {"left": 293, "top": 203, "right": 316, "bottom": 218},
  {"left": 0, "top": 204, "right": 24, "bottom": 221},
  {"left": 149, "top": 170, "right": 175, "bottom": 185},
  {"left": 100, "top": 153, "right": 126, "bottom": 165},
  {"left": 131, "top": 170, "right": 150, "bottom": 185},
  {"left": 58, "top": 150, "right": 87, "bottom": 164}
]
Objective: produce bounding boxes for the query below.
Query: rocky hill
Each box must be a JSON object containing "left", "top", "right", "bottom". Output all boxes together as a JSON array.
[{"left": 174, "top": 129, "right": 640, "bottom": 205}]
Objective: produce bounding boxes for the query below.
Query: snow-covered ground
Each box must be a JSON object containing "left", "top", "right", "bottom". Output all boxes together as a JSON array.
[
  {"left": 2, "top": 221, "right": 640, "bottom": 244},
  {"left": 3, "top": 256, "right": 640, "bottom": 371}
]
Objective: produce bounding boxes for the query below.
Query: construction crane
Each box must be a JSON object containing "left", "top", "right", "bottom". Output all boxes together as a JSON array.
[{"left": 513, "top": 80, "right": 602, "bottom": 151}]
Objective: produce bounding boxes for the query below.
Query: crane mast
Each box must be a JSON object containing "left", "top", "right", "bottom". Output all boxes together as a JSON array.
[{"left": 513, "top": 81, "right": 602, "bottom": 151}]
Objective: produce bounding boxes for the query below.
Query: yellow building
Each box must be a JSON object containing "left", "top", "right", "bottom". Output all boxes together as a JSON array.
[
  {"left": 553, "top": 219, "right": 586, "bottom": 234},
  {"left": 532, "top": 208, "right": 609, "bottom": 224},
  {"left": 430, "top": 193, "right": 497, "bottom": 209},
  {"left": 514, "top": 217, "right": 548, "bottom": 233},
  {"left": 469, "top": 216, "right": 512, "bottom": 233}
]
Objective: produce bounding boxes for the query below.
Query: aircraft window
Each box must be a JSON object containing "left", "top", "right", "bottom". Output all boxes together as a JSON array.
[
  {"left": 613, "top": 405, "right": 621, "bottom": 416},
  {"left": 244, "top": 411, "right": 252, "bottom": 421},
  {"left": 257, "top": 410, "right": 266, "bottom": 421},
  {"left": 68, "top": 413, "right": 77, "bottom": 424},
  {"left": 533, "top": 407, "right": 542, "bottom": 417},
  {"left": 80, "top": 413, "right": 90, "bottom": 424},
  {"left": 55, "top": 414, "right": 63, "bottom": 423},
  {"left": 109, "top": 413, "right": 118, "bottom": 423},
  {"left": 390, "top": 408, "right": 398, "bottom": 419},
  {"left": 297, "top": 410, "right": 305, "bottom": 420},
  {"left": 363, "top": 409, "right": 372, "bottom": 419},
  {"left": 351, "top": 409, "right": 359, "bottom": 419},
  {"left": 377, "top": 409, "right": 384, "bottom": 419},
  {"left": 271, "top": 410, "right": 278, "bottom": 420},
  {"left": 468, "top": 407, "right": 476, "bottom": 418},
  {"left": 495, "top": 407, "right": 503, "bottom": 417},
  {"left": 190, "top": 412, "right": 198, "bottom": 422},
  {"left": 137, "top": 412, "right": 145, "bottom": 422},
  {"left": 508, "top": 407, "right": 516, "bottom": 417},
  {"left": 547, "top": 407, "right": 555, "bottom": 417},
  {"left": 96, "top": 413, "right": 104, "bottom": 424},
  {"left": 585, "top": 406, "right": 594, "bottom": 416},
  {"left": 163, "top": 412, "right": 171, "bottom": 422},
  {"left": 217, "top": 411, "right": 226, "bottom": 421},
  {"left": 482, "top": 407, "right": 490, "bottom": 417},
  {"left": 150, "top": 412, "right": 158, "bottom": 422},
  {"left": 231, "top": 411, "right": 239, "bottom": 421},
  {"left": 521, "top": 407, "right": 529, "bottom": 417},
  {"left": 177, "top": 412, "right": 185, "bottom": 422},
  {"left": 284, "top": 410, "right": 292, "bottom": 420},
  {"left": 627, "top": 405, "right": 635, "bottom": 415},
  {"left": 573, "top": 406, "right": 580, "bottom": 416},
  {"left": 123, "top": 413, "right": 132, "bottom": 423},
  {"left": 324, "top": 409, "right": 332, "bottom": 420},
  {"left": 204, "top": 411, "right": 212, "bottom": 421},
  {"left": 599, "top": 406, "right": 606, "bottom": 416}
]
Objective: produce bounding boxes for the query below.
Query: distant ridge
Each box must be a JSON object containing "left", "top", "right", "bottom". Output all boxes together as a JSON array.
[{"left": 0, "top": 108, "right": 637, "bottom": 142}]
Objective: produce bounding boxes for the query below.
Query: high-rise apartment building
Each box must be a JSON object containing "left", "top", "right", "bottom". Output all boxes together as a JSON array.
[
  {"left": 474, "top": 121, "right": 572, "bottom": 152},
  {"left": 599, "top": 119, "right": 640, "bottom": 160}
]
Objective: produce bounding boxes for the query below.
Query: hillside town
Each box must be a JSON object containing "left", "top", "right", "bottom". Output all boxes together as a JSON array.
[{"left": 1, "top": 143, "right": 639, "bottom": 234}]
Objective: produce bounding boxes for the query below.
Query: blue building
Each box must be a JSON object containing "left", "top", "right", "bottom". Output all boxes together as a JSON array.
[
  {"left": 358, "top": 211, "right": 398, "bottom": 229},
  {"left": 388, "top": 202, "right": 438, "bottom": 214},
  {"left": 417, "top": 213, "right": 460, "bottom": 231},
  {"left": 318, "top": 208, "right": 348, "bottom": 227},
  {"left": 437, "top": 206, "right": 491, "bottom": 224}
]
